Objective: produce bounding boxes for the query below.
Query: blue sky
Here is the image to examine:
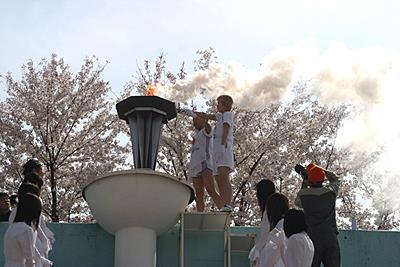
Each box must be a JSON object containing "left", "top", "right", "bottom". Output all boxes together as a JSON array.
[{"left": 1, "top": 0, "right": 399, "bottom": 98}]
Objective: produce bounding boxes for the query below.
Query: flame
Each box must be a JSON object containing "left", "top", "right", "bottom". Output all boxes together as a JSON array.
[{"left": 146, "top": 84, "right": 156, "bottom": 96}]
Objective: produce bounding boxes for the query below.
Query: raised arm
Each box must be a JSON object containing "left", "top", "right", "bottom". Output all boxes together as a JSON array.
[
  {"left": 324, "top": 170, "right": 340, "bottom": 196},
  {"left": 196, "top": 112, "right": 216, "bottom": 121},
  {"left": 294, "top": 180, "right": 309, "bottom": 208}
]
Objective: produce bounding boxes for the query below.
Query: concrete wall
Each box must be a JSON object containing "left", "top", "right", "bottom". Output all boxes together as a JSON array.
[
  {"left": 0, "top": 222, "right": 399, "bottom": 267},
  {"left": 0, "top": 223, "right": 114, "bottom": 267}
]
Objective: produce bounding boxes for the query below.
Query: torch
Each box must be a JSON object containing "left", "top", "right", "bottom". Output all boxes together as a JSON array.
[{"left": 294, "top": 164, "right": 308, "bottom": 180}]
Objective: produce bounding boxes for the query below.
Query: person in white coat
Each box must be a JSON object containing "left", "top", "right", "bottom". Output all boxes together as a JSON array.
[
  {"left": 22, "top": 160, "right": 55, "bottom": 259},
  {"left": 3, "top": 193, "right": 42, "bottom": 267},
  {"left": 249, "top": 179, "right": 276, "bottom": 267},
  {"left": 283, "top": 209, "right": 314, "bottom": 267},
  {"left": 9, "top": 182, "right": 53, "bottom": 267},
  {"left": 259, "top": 193, "right": 289, "bottom": 267}
]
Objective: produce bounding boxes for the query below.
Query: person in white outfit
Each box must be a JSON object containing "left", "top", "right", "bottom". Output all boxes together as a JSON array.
[
  {"left": 259, "top": 193, "right": 289, "bottom": 267},
  {"left": 179, "top": 108, "right": 222, "bottom": 211},
  {"left": 3, "top": 193, "right": 42, "bottom": 267},
  {"left": 249, "top": 179, "right": 276, "bottom": 267},
  {"left": 22, "top": 160, "right": 56, "bottom": 250},
  {"left": 197, "top": 95, "right": 235, "bottom": 212},
  {"left": 9, "top": 179, "right": 53, "bottom": 267},
  {"left": 283, "top": 209, "right": 314, "bottom": 267}
]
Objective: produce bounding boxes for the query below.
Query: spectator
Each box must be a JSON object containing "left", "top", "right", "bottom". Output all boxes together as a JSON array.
[
  {"left": 9, "top": 194, "right": 18, "bottom": 209},
  {"left": 295, "top": 163, "right": 341, "bottom": 267},
  {"left": 3, "top": 193, "right": 42, "bottom": 267},
  {"left": 283, "top": 209, "right": 314, "bottom": 267},
  {"left": 249, "top": 179, "right": 276, "bottom": 267},
  {"left": 0, "top": 192, "right": 11, "bottom": 222},
  {"left": 259, "top": 193, "right": 289, "bottom": 267}
]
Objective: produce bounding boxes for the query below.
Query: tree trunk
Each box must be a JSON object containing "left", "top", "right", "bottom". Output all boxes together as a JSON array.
[{"left": 49, "top": 165, "right": 59, "bottom": 222}]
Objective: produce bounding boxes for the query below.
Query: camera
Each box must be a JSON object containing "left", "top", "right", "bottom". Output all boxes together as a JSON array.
[{"left": 294, "top": 164, "right": 308, "bottom": 180}]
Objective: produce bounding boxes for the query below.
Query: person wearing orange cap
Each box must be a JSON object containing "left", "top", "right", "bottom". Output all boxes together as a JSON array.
[{"left": 294, "top": 163, "right": 341, "bottom": 267}]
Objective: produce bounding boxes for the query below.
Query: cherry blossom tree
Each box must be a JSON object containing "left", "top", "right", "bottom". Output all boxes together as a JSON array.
[{"left": 0, "top": 55, "right": 128, "bottom": 222}]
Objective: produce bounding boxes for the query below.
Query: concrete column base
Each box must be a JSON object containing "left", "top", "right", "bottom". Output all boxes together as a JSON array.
[{"left": 115, "top": 227, "right": 156, "bottom": 267}]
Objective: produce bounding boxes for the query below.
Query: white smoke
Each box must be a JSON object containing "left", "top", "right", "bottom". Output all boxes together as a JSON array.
[
  {"left": 161, "top": 41, "right": 400, "bottom": 153},
  {"left": 159, "top": 41, "right": 400, "bottom": 152},
  {"left": 311, "top": 43, "right": 396, "bottom": 105},
  {"left": 162, "top": 50, "right": 297, "bottom": 109},
  {"left": 307, "top": 43, "right": 400, "bottom": 151},
  {"left": 160, "top": 40, "right": 400, "bottom": 160}
]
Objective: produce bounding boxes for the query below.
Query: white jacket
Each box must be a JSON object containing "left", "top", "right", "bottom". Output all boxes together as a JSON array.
[
  {"left": 8, "top": 209, "right": 53, "bottom": 267},
  {"left": 259, "top": 219, "right": 286, "bottom": 267},
  {"left": 4, "top": 222, "right": 36, "bottom": 267},
  {"left": 283, "top": 232, "right": 314, "bottom": 267},
  {"left": 249, "top": 211, "right": 271, "bottom": 267}
]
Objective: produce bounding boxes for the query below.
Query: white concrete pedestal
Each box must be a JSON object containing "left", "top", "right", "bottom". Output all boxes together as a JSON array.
[
  {"left": 115, "top": 227, "right": 156, "bottom": 267},
  {"left": 83, "top": 169, "right": 193, "bottom": 267}
]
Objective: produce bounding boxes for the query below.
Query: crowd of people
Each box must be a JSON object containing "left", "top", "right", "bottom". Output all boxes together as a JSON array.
[
  {"left": 248, "top": 162, "right": 340, "bottom": 267},
  {"left": 181, "top": 94, "right": 342, "bottom": 267},
  {"left": 2, "top": 159, "right": 54, "bottom": 267}
]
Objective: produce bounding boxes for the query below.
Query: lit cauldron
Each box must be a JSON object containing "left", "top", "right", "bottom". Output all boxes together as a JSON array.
[{"left": 84, "top": 85, "right": 194, "bottom": 267}]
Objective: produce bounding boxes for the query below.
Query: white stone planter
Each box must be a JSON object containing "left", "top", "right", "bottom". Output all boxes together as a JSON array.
[{"left": 84, "top": 169, "right": 193, "bottom": 267}]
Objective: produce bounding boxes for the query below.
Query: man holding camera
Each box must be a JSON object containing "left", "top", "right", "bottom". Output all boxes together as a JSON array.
[{"left": 294, "top": 163, "right": 341, "bottom": 267}]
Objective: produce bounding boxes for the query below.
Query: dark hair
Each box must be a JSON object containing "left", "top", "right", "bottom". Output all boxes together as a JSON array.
[
  {"left": 256, "top": 179, "right": 276, "bottom": 218},
  {"left": 284, "top": 209, "right": 308, "bottom": 238},
  {"left": 22, "top": 173, "right": 43, "bottom": 189},
  {"left": 266, "top": 193, "right": 289, "bottom": 231},
  {"left": 9, "top": 194, "right": 18, "bottom": 206},
  {"left": 18, "top": 183, "right": 40, "bottom": 197},
  {"left": 14, "top": 193, "right": 42, "bottom": 229},
  {"left": 22, "top": 159, "right": 42, "bottom": 176},
  {"left": 217, "top": 95, "right": 234, "bottom": 109},
  {"left": 0, "top": 192, "right": 9, "bottom": 199}
]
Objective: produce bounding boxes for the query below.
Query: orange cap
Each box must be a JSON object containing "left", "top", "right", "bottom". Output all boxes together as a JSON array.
[
  {"left": 306, "top": 163, "right": 316, "bottom": 172},
  {"left": 307, "top": 164, "right": 325, "bottom": 184}
]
